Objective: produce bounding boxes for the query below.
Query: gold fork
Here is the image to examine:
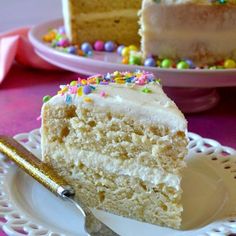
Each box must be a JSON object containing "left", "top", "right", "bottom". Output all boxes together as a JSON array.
[{"left": 0, "top": 136, "right": 120, "bottom": 236}]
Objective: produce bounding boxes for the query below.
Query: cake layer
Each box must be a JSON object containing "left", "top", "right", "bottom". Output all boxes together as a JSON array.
[
  {"left": 140, "top": 3, "right": 236, "bottom": 64},
  {"left": 76, "top": 18, "right": 140, "bottom": 45},
  {"left": 70, "top": 0, "right": 141, "bottom": 13},
  {"left": 45, "top": 157, "right": 183, "bottom": 229},
  {"left": 42, "top": 102, "right": 187, "bottom": 173},
  {"left": 62, "top": 0, "right": 141, "bottom": 44}
]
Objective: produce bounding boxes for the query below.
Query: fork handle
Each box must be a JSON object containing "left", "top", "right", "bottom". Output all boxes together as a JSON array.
[{"left": 0, "top": 135, "right": 75, "bottom": 197}]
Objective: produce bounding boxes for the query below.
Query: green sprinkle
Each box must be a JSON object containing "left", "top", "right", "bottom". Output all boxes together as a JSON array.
[
  {"left": 142, "top": 88, "right": 152, "bottom": 93},
  {"left": 43, "top": 95, "right": 51, "bottom": 103}
]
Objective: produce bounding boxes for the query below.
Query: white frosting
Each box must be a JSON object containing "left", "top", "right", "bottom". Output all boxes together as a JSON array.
[
  {"left": 62, "top": 0, "right": 73, "bottom": 41},
  {"left": 75, "top": 10, "right": 138, "bottom": 21},
  {"left": 143, "top": 0, "right": 236, "bottom": 5},
  {"left": 46, "top": 82, "right": 187, "bottom": 132},
  {"left": 64, "top": 149, "right": 181, "bottom": 190}
]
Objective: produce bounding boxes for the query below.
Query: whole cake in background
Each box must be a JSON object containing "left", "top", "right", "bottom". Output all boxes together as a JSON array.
[
  {"left": 41, "top": 71, "right": 188, "bottom": 229},
  {"left": 62, "top": 0, "right": 236, "bottom": 66},
  {"left": 140, "top": 0, "right": 236, "bottom": 66},
  {"left": 62, "top": 0, "right": 141, "bottom": 46}
]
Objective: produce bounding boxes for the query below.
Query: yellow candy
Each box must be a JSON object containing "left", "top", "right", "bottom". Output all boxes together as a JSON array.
[
  {"left": 156, "top": 60, "right": 161, "bottom": 67},
  {"left": 122, "top": 56, "right": 129, "bottom": 64},
  {"left": 121, "top": 47, "right": 130, "bottom": 57},
  {"left": 70, "top": 81, "right": 77, "bottom": 86},
  {"left": 61, "top": 87, "right": 68, "bottom": 93},
  {"left": 128, "top": 45, "right": 138, "bottom": 52},
  {"left": 77, "top": 87, "right": 83, "bottom": 96},
  {"left": 224, "top": 59, "right": 236, "bottom": 69}
]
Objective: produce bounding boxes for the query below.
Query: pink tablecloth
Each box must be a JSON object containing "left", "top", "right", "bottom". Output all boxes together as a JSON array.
[{"left": 0, "top": 64, "right": 236, "bottom": 236}]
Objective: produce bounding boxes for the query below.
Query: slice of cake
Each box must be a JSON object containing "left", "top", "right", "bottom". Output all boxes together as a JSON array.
[
  {"left": 62, "top": 0, "right": 141, "bottom": 46},
  {"left": 41, "top": 71, "right": 188, "bottom": 229},
  {"left": 140, "top": 0, "right": 236, "bottom": 65}
]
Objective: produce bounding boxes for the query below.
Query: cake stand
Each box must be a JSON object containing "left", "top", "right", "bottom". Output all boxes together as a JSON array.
[{"left": 28, "top": 19, "right": 236, "bottom": 113}]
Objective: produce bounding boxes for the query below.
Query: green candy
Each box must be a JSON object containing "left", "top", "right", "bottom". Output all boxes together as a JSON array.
[
  {"left": 177, "top": 61, "right": 190, "bottom": 69},
  {"left": 129, "top": 55, "right": 141, "bottom": 65},
  {"left": 161, "top": 59, "right": 173, "bottom": 68},
  {"left": 43, "top": 95, "right": 52, "bottom": 103}
]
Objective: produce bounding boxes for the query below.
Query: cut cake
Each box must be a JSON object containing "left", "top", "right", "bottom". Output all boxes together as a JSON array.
[
  {"left": 62, "top": 0, "right": 236, "bottom": 65},
  {"left": 41, "top": 71, "right": 188, "bottom": 229}
]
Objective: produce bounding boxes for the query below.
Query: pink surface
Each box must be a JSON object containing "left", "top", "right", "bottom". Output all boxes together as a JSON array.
[
  {"left": 0, "top": 27, "right": 58, "bottom": 84},
  {"left": 0, "top": 64, "right": 236, "bottom": 236}
]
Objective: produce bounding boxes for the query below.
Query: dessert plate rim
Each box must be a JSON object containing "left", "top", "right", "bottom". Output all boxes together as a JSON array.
[{"left": 0, "top": 129, "right": 236, "bottom": 236}]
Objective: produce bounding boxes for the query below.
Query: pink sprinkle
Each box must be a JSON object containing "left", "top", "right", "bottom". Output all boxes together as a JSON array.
[
  {"left": 100, "top": 91, "right": 106, "bottom": 97},
  {"left": 70, "top": 86, "right": 77, "bottom": 94},
  {"left": 36, "top": 115, "right": 41, "bottom": 121}
]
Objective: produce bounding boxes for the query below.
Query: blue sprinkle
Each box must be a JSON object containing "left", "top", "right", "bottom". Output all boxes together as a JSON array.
[
  {"left": 89, "top": 85, "right": 96, "bottom": 90},
  {"left": 65, "top": 94, "right": 72, "bottom": 104}
]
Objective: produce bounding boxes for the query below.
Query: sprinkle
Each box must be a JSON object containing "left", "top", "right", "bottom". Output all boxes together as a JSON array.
[
  {"left": 70, "top": 86, "right": 77, "bottom": 94},
  {"left": 36, "top": 115, "right": 42, "bottom": 121},
  {"left": 142, "top": 88, "right": 152, "bottom": 93},
  {"left": 100, "top": 91, "right": 107, "bottom": 97},
  {"left": 84, "top": 97, "right": 93, "bottom": 103},
  {"left": 42, "top": 95, "right": 52, "bottom": 103},
  {"left": 65, "top": 94, "right": 72, "bottom": 104},
  {"left": 77, "top": 87, "right": 83, "bottom": 96},
  {"left": 81, "top": 79, "right": 87, "bottom": 85},
  {"left": 70, "top": 81, "right": 77, "bottom": 86},
  {"left": 83, "top": 85, "right": 92, "bottom": 94}
]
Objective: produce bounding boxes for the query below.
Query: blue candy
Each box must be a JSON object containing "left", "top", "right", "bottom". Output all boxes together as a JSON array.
[{"left": 81, "top": 42, "right": 93, "bottom": 54}]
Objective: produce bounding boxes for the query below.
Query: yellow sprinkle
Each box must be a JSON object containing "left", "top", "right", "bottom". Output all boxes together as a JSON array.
[
  {"left": 61, "top": 87, "right": 68, "bottom": 93},
  {"left": 116, "top": 80, "right": 125, "bottom": 84},
  {"left": 81, "top": 79, "right": 87, "bottom": 85},
  {"left": 77, "top": 87, "right": 83, "bottom": 96},
  {"left": 70, "top": 81, "right": 77, "bottom": 86},
  {"left": 84, "top": 97, "right": 93, "bottom": 103}
]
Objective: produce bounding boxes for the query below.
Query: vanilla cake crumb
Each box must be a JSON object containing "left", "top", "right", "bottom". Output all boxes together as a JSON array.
[{"left": 41, "top": 71, "right": 188, "bottom": 229}]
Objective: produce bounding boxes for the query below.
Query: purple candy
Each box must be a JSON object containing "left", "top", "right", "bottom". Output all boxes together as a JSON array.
[
  {"left": 144, "top": 58, "right": 156, "bottom": 67},
  {"left": 94, "top": 40, "right": 104, "bottom": 51},
  {"left": 185, "top": 59, "right": 195, "bottom": 69},
  {"left": 81, "top": 42, "right": 93, "bottom": 54},
  {"left": 57, "top": 38, "right": 70, "bottom": 47},
  {"left": 83, "top": 85, "right": 92, "bottom": 94},
  {"left": 117, "top": 45, "right": 125, "bottom": 56},
  {"left": 104, "top": 41, "right": 116, "bottom": 52},
  {"left": 67, "top": 46, "right": 77, "bottom": 54}
]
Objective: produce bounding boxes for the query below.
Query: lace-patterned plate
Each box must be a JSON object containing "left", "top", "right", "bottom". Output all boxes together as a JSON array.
[{"left": 0, "top": 129, "right": 236, "bottom": 236}]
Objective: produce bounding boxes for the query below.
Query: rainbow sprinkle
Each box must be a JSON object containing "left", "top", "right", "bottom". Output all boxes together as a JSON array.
[{"left": 43, "top": 71, "right": 160, "bottom": 104}]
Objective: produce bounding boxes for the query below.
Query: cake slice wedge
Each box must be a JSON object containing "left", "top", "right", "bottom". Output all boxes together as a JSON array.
[{"left": 41, "top": 71, "right": 188, "bottom": 229}]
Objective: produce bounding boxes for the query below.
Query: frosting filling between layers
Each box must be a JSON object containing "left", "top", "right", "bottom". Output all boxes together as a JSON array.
[{"left": 49, "top": 148, "right": 182, "bottom": 190}]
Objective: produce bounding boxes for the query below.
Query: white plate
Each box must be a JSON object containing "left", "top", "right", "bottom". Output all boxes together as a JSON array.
[
  {"left": 28, "top": 19, "right": 236, "bottom": 88},
  {"left": 0, "top": 129, "right": 236, "bottom": 236}
]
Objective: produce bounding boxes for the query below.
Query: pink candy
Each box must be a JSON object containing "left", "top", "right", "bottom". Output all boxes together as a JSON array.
[{"left": 94, "top": 40, "right": 104, "bottom": 51}]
